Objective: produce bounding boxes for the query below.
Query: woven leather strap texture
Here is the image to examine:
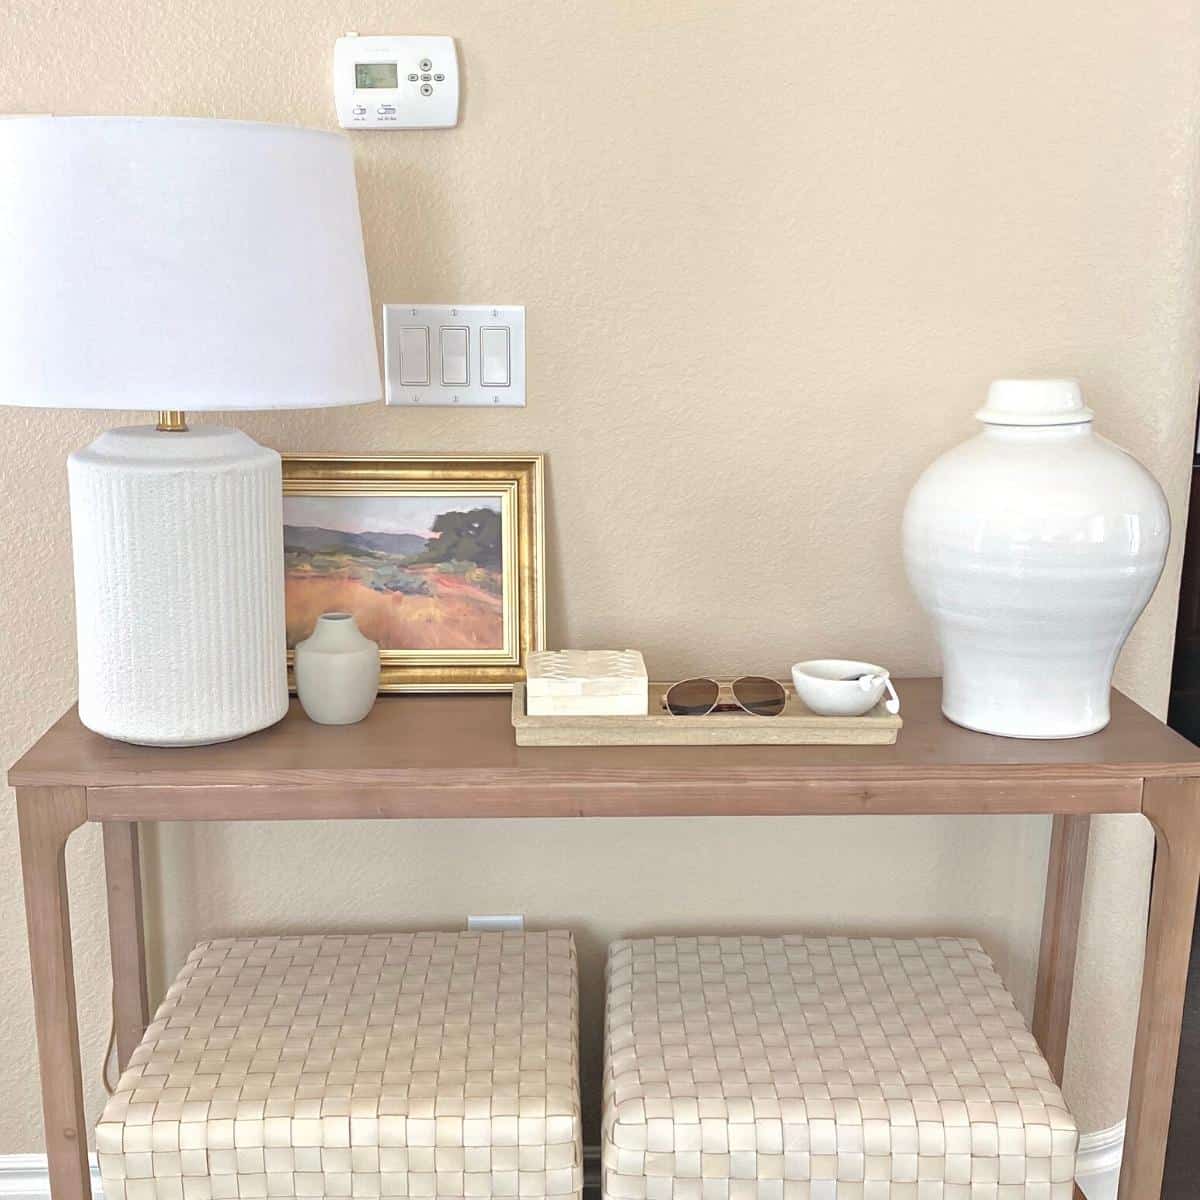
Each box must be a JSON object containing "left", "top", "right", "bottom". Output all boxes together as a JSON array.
[
  {"left": 602, "top": 935, "right": 1077, "bottom": 1200},
  {"left": 97, "top": 931, "right": 582, "bottom": 1200}
]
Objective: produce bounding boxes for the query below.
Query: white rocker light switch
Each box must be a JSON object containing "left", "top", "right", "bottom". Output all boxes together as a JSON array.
[
  {"left": 480, "top": 327, "right": 511, "bottom": 388},
  {"left": 440, "top": 327, "right": 469, "bottom": 386},
  {"left": 397, "top": 327, "right": 430, "bottom": 386}
]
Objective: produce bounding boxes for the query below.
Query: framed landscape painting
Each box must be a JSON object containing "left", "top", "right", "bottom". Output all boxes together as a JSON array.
[{"left": 282, "top": 454, "right": 545, "bottom": 692}]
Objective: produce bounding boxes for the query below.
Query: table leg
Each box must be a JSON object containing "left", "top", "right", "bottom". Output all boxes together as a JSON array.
[
  {"left": 1033, "top": 814, "right": 1091, "bottom": 1083},
  {"left": 16, "top": 786, "right": 91, "bottom": 1200},
  {"left": 102, "top": 821, "right": 149, "bottom": 1072},
  {"left": 1120, "top": 777, "right": 1200, "bottom": 1199}
]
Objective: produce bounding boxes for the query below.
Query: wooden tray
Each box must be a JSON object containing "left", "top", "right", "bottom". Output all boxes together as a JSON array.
[{"left": 511, "top": 682, "right": 902, "bottom": 746}]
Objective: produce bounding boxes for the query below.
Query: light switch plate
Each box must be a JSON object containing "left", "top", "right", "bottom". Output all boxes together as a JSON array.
[
  {"left": 334, "top": 35, "right": 459, "bottom": 129},
  {"left": 384, "top": 304, "right": 526, "bottom": 407}
]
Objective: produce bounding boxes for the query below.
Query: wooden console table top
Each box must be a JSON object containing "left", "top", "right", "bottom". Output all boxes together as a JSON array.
[{"left": 11, "top": 678, "right": 1200, "bottom": 820}]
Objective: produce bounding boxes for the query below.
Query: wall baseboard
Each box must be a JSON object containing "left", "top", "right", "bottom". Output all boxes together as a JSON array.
[
  {"left": 1074, "top": 1119, "right": 1126, "bottom": 1200},
  {"left": 0, "top": 1125, "right": 1124, "bottom": 1200},
  {"left": 0, "top": 1154, "right": 103, "bottom": 1198}
]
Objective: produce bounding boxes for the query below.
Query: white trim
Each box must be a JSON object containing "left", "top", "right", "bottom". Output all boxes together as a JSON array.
[
  {"left": 1074, "top": 1120, "right": 1126, "bottom": 1200},
  {"left": 0, "top": 1127, "right": 1125, "bottom": 1200},
  {"left": 0, "top": 1154, "right": 103, "bottom": 1198},
  {"left": 586, "top": 1136, "right": 1124, "bottom": 1198}
]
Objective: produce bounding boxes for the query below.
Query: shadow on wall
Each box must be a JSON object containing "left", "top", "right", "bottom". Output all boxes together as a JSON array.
[{"left": 135, "top": 813, "right": 1050, "bottom": 1144}]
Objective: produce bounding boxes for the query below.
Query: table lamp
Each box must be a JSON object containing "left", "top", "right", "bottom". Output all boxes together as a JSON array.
[{"left": 0, "top": 117, "right": 381, "bottom": 746}]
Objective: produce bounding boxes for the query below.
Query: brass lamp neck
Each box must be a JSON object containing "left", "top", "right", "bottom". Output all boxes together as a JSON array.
[{"left": 157, "top": 411, "right": 188, "bottom": 433}]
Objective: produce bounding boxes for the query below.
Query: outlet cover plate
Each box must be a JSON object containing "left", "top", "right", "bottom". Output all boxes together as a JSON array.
[
  {"left": 384, "top": 304, "right": 526, "bottom": 407},
  {"left": 467, "top": 914, "right": 525, "bottom": 933}
]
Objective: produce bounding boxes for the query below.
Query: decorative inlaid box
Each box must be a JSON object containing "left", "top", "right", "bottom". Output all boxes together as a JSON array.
[{"left": 525, "top": 650, "right": 648, "bottom": 716}]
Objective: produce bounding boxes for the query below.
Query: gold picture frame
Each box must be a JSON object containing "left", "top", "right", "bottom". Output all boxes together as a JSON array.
[{"left": 282, "top": 453, "right": 545, "bottom": 692}]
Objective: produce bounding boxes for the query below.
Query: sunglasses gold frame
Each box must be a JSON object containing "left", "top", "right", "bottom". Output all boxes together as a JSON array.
[{"left": 662, "top": 676, "right": 788, "bottom": 717}]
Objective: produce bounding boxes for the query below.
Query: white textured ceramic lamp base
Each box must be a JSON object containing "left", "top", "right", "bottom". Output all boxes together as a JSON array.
[{"left": 68, "top": 425, "right": 289, "bottom": 746}]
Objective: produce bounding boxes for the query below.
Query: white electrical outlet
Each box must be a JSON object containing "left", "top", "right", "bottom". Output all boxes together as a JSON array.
[
  {"left": 467, "top": 914, "right": 525, "bottom": 933},
  {"left": 384, "top": 304, "right": 526, "bottom": 407}
]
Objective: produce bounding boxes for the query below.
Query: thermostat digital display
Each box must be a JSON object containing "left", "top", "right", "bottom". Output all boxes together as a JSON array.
[
  {"left": 334, "top": 35, "right": 460, "bottom": 130},
  {"left": 355, "top": 62, "right": 398, "bottom": 89}
]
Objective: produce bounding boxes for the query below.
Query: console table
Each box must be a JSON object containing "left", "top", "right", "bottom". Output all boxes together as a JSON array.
[{"left": 10, "top": 678, "right": 1200, "bottom": 1200}]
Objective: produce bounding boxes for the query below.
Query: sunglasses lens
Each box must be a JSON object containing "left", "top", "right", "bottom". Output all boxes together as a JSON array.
[
  {"left": 665, "top": 678, "right": 721, "bottom": 716},
  {"left": 733, "top": 676, "right": 787, "bottom": 716}
]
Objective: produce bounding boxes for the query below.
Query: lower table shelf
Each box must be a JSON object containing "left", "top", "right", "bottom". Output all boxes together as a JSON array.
[{"left": 9, "top": 679, "right": 1200, "bottom": 1200}]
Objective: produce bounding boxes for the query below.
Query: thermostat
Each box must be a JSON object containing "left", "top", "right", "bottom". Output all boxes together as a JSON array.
[{"left": 334, "top": 34, "right": 459, "bottom": 129}]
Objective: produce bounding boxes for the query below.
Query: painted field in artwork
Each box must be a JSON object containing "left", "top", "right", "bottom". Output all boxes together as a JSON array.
[{"left": 283, "top": 494, "right": 505, "bottom": 651}]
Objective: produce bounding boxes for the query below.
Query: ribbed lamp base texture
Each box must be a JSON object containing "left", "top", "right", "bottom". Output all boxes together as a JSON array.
[{"left": 68, "top": 425, "right": 288, "bottom": 746}]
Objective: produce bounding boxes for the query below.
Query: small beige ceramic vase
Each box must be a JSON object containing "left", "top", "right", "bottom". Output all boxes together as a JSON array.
[{"left": 294, "top": 612, "right": 381, "bottom": 725}]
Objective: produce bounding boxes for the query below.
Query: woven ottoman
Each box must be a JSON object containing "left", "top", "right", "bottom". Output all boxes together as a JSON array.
[
  {"left": 97, "top": 931, "right": 582, "bottom": 1200},
  {"left": 602, "top": 936, "right": 1077, "bottom": 1200}
]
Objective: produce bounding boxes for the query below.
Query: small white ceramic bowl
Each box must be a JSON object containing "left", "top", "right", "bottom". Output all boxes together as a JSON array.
[{"left": 790, "top": 659, "right": 900, "bottom": 717}]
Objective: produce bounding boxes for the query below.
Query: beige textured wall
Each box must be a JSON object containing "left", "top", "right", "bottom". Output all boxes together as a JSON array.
[{"left": 2, "top": 0, "right": 1199, "bottom": 1153}]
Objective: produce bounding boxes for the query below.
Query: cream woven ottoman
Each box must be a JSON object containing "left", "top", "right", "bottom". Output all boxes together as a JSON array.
[
  {"left": 602, "top": 936, "right": 1077, "bottom": 1200},
  {"left": 97, "top": 931, "right": 582, "bottom": 1200}
]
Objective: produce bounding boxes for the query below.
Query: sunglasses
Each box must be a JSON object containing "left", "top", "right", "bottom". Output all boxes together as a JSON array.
[{"left": 663, "top": 676, "right": 788, "bottom": 717}]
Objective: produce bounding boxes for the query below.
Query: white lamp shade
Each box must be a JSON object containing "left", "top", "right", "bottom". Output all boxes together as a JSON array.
[{"left": 0, "top": 117, "right": 380, "bottom": 410}]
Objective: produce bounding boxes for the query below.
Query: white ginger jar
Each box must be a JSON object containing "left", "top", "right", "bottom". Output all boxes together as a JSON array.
[{"left": 902, "top": 379, "right": 1169, "bottom": 738}]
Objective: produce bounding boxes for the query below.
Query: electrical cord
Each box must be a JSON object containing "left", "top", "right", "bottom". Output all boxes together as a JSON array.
[{"left": 101, "top": 985, "right": 118, "bottom": 1097}]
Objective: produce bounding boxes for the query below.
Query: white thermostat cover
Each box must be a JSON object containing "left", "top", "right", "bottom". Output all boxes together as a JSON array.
[{"left": 334, "top": 34, "right": 459, "bottom": 129}]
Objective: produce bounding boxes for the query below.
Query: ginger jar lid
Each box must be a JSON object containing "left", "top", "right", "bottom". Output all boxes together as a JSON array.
[{"left": 975, "top": 378, "right": 1095, "bottom": 426}]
